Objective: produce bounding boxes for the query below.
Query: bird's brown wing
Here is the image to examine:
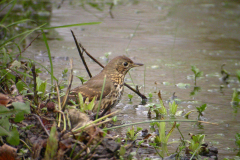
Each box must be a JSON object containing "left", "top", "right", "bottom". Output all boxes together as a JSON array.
[{"left": 69, "top": 78, "right": 112, "bottom": 102}]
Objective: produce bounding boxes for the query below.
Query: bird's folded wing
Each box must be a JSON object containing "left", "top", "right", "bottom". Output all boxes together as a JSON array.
[{"left": 69, "top": 79, "right": 112, "bottom": 101}]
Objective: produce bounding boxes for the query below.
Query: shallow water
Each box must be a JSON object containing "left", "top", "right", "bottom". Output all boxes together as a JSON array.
[{"left": 25, "top": 0, "right": 240, "bottom": 158}]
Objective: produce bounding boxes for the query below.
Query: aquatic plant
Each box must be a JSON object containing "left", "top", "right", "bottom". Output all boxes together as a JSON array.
[
  {"left": 196, "top": 104, "right": 207, "bottom": 119},
  {"left": 128, "top": 93, "right": 133, "bottom": 101},
  {"left": 191, "top": 65, "right": 203, "bottom": 86},
  {"left": 126, "top": 126, "right": 142, "bottom": 141}
]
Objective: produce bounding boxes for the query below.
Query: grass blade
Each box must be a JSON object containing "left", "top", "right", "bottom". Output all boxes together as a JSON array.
[
  {"left": 41, "top": 22, "right": 101, "bottom": 30},
  {"left": 41, "top": 30, "right": 54, "bottom": 88}
]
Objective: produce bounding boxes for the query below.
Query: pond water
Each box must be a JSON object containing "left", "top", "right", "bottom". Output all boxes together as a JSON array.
[{"left": 25, "top": 0, "right": 240, "bottom": 159}]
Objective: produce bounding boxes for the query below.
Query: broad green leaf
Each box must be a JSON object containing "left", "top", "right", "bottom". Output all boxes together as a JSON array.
[
  {"left": 12, "top": 102, "right": 30, "bottom": 114},
  {"left": 6, "top": 126, "right": 19, "bottom": 146},
  {"left": 0, "top": 116, "right": 10, "bottom": 131},
  {"left": 16, "top": 81, "right": 27, "bottom": 93},
  {"left": 14, "top": 112, "right": 24, "bottom": 122},
  {"left": 0, "top": 125, "right": 9, "bottom": 136}
]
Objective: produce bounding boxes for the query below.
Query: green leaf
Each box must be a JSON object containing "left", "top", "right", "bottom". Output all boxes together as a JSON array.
[
  {"left": 78, "top": 93, "right": 84, "bottom": 110},
  {"left": 237, "top": 70, "right": 240, "bottom": 82},
  {"left": 86, "top": 96, "right": 96, "bottom": 111},
  {"left": 148, "top": 93, "right": 153, "bottom": 98},
  {"left": 12, "top": 102, "right": 30, "bottom": 122},
  {"left": 128, "top": 94, "right": 133, "bottom": 100},
  {"left": 119, "top": 146, "right": 126, "bottom": 156},
  {"left": 235, "top": 133, "right": 240, "bottom": 147},
  {"left": 14, "top": 112, "right": 24, "bottom": 122},
  {"left": 112, "top": 116, "right": 117, "bottom": 122},
  {"left": 0, "top": 116, "right": 10, "bottom": 131},
  {"left": 76, "top": 76, "right": 87, "bottom": 84},
  {"left": 196, "top": 71, "right": 203, "bottom": 78},
  {"left": 12, "top": 102, "right": 30, "bottom": 114},
  {"left": 137, "top": 127, "right": 142, "bottom": 132},
  {"left": 232, "top": 89, "right": 239, "bottom": 103},
  {"left": 191, "top": 65, "right": 198, "bottom": 75},
  {"left": 6, "top": 126, "right": 20, "bottom": 146},
  {"left": 0, "top": 105, "right": 10, "bottom": 115},
  {"left": 16, "top": 81, "right": 27, "bottom": 93},
  {"left": 45, "top": 124, "right": 58, "bottom": 159}
]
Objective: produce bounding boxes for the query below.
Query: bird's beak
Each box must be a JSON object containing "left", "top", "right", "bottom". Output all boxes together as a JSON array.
[{"left": 132, "top": 62, "right": 144, "bottom": 68}]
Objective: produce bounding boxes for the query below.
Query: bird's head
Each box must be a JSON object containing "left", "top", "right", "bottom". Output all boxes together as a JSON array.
[{"left": 104, "top": 56, "right": 143, "bottom": 75}]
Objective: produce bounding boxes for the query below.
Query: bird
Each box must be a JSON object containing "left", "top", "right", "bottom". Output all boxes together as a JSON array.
[{"left": 68, "top": 56, "right": 143, "bottom": 114}]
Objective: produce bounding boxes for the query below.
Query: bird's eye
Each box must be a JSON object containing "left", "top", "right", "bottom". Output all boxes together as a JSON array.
[{"left": 123, "top": 62, "right": 128, "bottom": 67}]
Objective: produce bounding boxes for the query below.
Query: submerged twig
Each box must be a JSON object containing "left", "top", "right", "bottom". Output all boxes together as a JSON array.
[
  {"left": 109, "top": 3, "right": 114, "bottom": 19},
  {"left": 71, "top": 30, "right": 92, "bottom": 78}
]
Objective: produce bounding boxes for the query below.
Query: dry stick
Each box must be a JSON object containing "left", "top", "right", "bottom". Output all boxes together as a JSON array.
[
  {"left": 78, "top": 42, "right": 147, "bottom": 100},
  {"left": 61, "top": 59, "right": 73, "bottom": 111},
  {"left": 31, "top": 64, "right": 38, "bottom": 106},
  {"left": 32, "top": 114, "right": 50, "bottom": 136},
  {"left": 56, "top": 83, "right": 62, "bottom": 127},
  {"left": 14, "top": 33, "right": 42, "bottom": 62},
  {"left": 70, "top": 30, "right": 92, "bottom": 78}
]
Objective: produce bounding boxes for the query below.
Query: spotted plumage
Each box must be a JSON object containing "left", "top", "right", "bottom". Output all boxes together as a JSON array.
[{"left": 69, "top": 56, "right": 143, "bottom": 112}]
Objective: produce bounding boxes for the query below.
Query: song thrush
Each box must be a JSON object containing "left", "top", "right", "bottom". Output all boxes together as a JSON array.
[{"left": 69, "top": 56, "right": 143, "bottom": 113}]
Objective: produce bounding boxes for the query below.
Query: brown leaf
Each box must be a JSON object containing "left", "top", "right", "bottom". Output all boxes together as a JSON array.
[
  {"left": 0, "top": 144, "right": 18, "bottom": 160},
  {"left": 157, "top": 90, "right": 162, "bottom": 100},
  {"left": 0, "top": 93, "right": 10, "bottom": 106}
]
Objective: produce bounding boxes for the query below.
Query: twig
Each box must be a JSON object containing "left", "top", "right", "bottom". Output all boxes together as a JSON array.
[
  {"left": 56, "top": 83, "right": 62, "bottom": 127},
  {"left": 77, "top": 42, "right": 147, "bottom": 100},
  {"left": 13, "top": 33, "right": 42, "bottom": 62},
  {"left": 70, "top": 30, "right": 92, "bottom": 78},
  {"left": 61, "top": 59, "right": 73, "bottom": 111},
  {"left": 31, "top": 64, "right": 38, "bottom": 106},
  {"left": 125, "top": 83, "right": 147, "bottom": 99},
  {"left": 78, "top": 43, "right": 104, "bottom": 68},
  {"left": 109, "top": 3, "right": 114, "bottom": 19},
  {"left": 32, "top": 114, "right": 50, "bottom": 136},
  {"left": 20, "top": 139, "right": 32, "bottom": 153}
]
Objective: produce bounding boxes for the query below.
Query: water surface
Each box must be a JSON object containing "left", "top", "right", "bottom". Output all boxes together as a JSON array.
[{"left": 26, "top": 0, "right": 240, "bottom": 158}]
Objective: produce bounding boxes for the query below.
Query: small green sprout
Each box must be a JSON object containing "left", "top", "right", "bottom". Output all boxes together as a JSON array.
[
  {"left": 187, "top": 134, "right": 205, "bottom": 157},
  {"left": 126, "top": 126, "right": 142, "bottom": 141},
  {"left": 191, "top": 65, "right": 203, "bottom": 86},
  {"left": 148, "top": 93, "right": 153, "bottom": 99},
  {"left": 112, "top": 116, "right": 117, "bottom": 122},
  {"left": 235, "top": 133, "right": 240, "bottom": 148},
  {"left": 62, "top": 68, "right": 68, "bottom": 78},
  {"left": 78, "top": 93, "right": 96, "bottom": 112},
  {"left": 196, "top": 104, "right": 207, "bottom": 119},
  {"left": 128, "top": 93, "right": 133, "bottom": 101},
  {"left": 76, "top": 76, "right": 87, "bottom": 84},
  {"left": 169, "top": 100, "right": 178, "bottom": 116}
]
